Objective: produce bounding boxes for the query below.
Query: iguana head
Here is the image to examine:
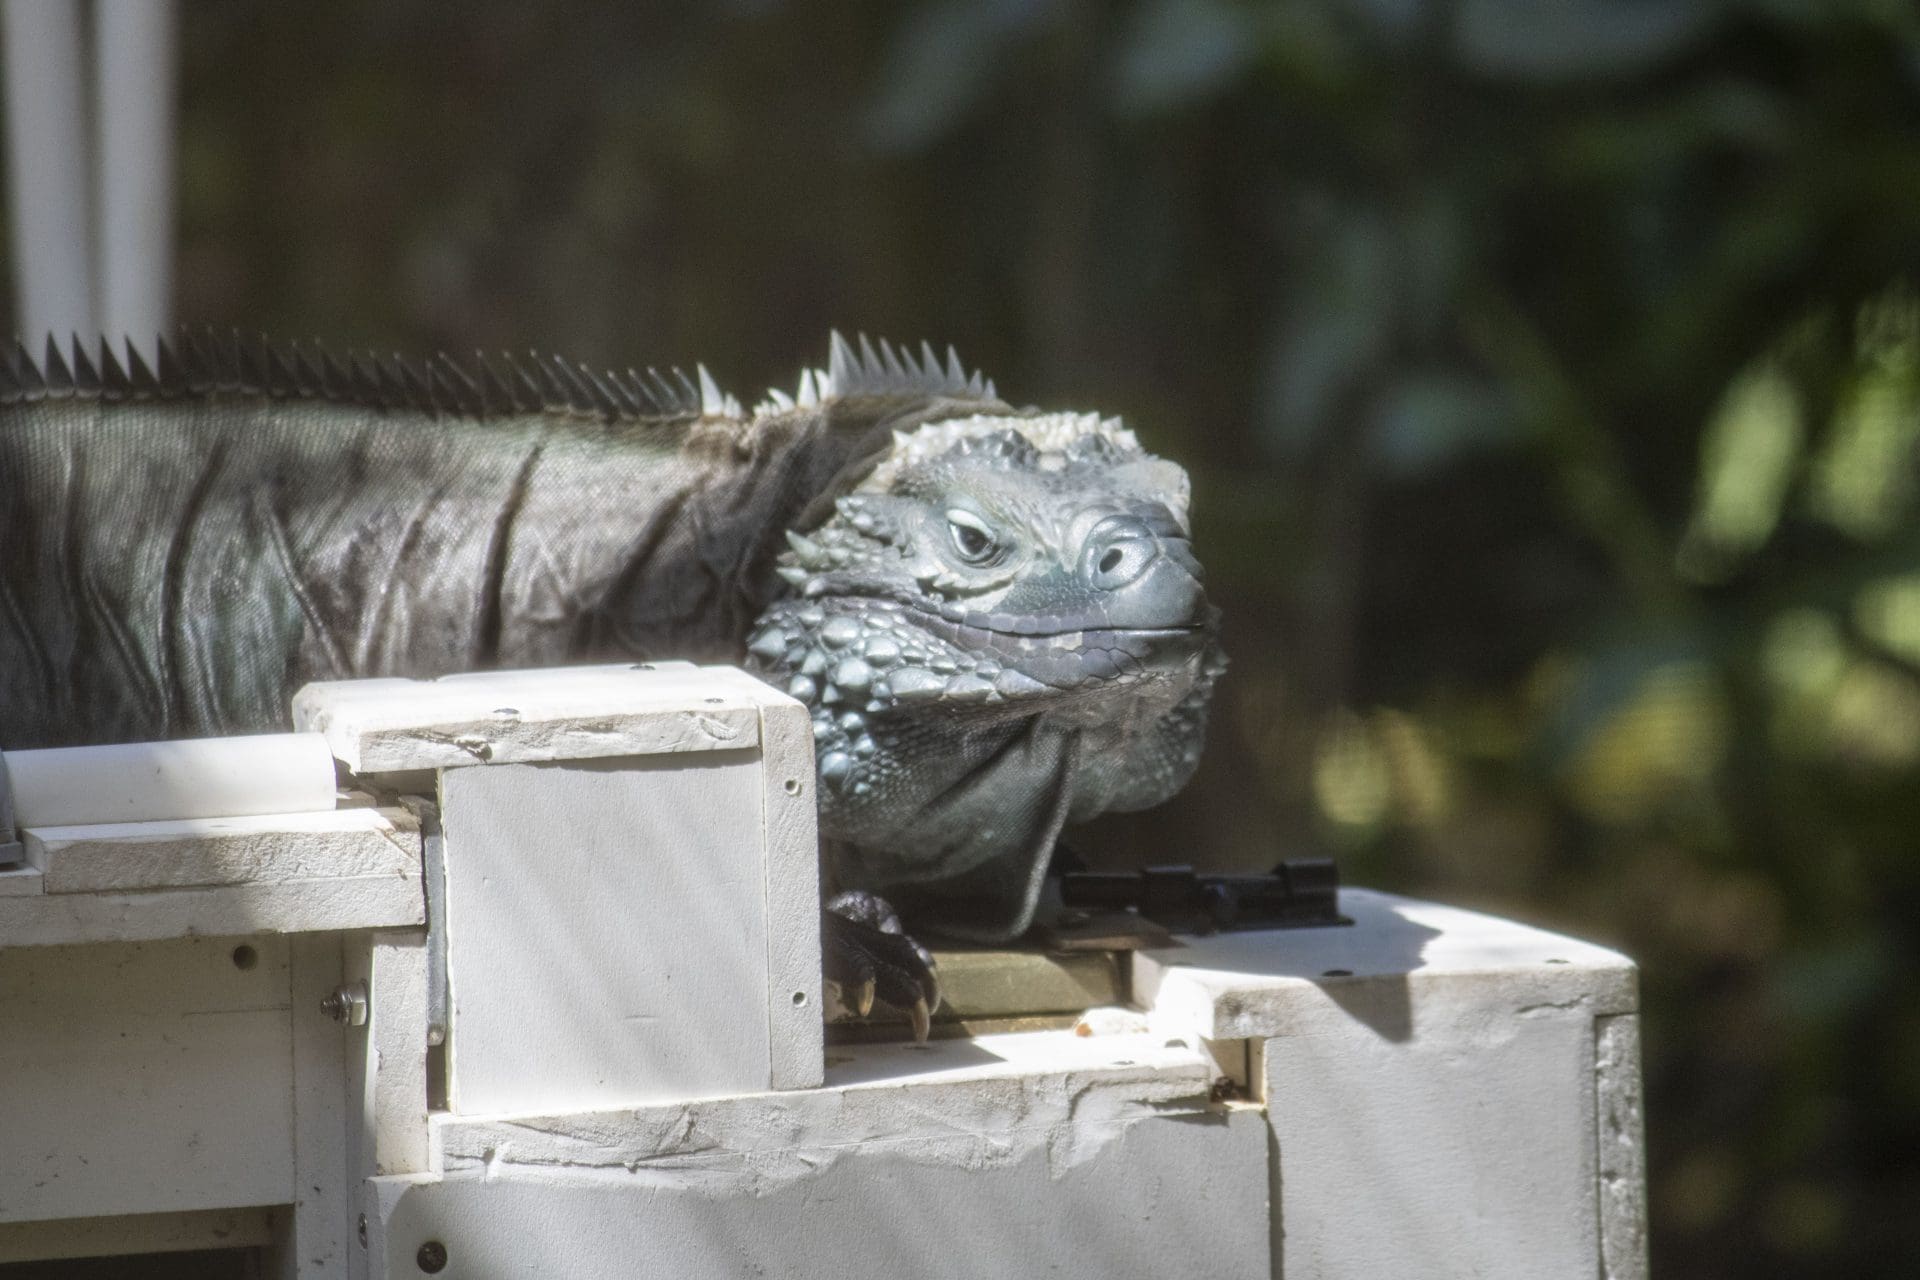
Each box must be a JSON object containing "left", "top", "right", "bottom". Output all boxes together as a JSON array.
[{"left": 743, "top": 350, "right": 1222, "bottom": 940}]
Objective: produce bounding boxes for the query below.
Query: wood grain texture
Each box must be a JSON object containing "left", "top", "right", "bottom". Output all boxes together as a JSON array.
[
  {"left": 0, "top": 873, "right": 424, "bottom": 948},
  {"left": 0, "top": 936, "right": 295, "bottom": 1223},
  {"left": 28, "top": 808, "right": 417, "bottom": 894},
  {"left": 294, "top": 663, "right": 766, "bottom": 772},
  {"left": 756, "top": 693, "right": 822, "bottom": 1090},
  {"left": 270, "top": 933, "right": 351, "bottom": 1280}
]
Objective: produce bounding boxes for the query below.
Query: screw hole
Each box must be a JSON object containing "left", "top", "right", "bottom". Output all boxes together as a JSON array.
[
  {"left": 1546, "top": 958, "right": 1569, "bottom": 965},
  {"left": 1321, "top": 968, "right": 1352, "bottom": 978},
  {"left": 231, "top": 945, "right": 258, "bottom": 971},
  {"left": 783, "top": 778, "right": 802, "bottom": 796},
  {"left": 792, "top": 990, "right": 807, "bottom": 1006},
  {"left": 416, "top": 1240, "right": 448, "bottom": 1273},
  {"left": 631, "top": 663, "right": 655, "bottom": 671}
]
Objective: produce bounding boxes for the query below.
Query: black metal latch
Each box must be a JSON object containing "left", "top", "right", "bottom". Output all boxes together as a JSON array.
[{"left": 1059, "top": 858, "right": 1348, "bottom": 935}]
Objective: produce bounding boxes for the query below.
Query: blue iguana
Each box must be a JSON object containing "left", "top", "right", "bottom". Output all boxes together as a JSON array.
[{"left": 0, "top": 331, "right": 1222, "bottom": 1032}]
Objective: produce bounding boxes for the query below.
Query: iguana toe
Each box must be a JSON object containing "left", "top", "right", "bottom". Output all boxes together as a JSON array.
[{"left": 822, "top": 891, "right": 942, "bottom": 1041}]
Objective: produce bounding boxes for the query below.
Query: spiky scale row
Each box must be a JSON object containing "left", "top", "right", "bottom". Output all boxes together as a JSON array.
[
  {"left": 0, "top": 327, "right": 722, "bottom": 425},
  {"left": 755, "top": 332, "right": 998, "bottom": 416}
]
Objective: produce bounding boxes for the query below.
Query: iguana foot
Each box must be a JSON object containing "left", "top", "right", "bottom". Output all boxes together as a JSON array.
[{"left": 822, "top": 891, "right": 942, "bottom": 1041}]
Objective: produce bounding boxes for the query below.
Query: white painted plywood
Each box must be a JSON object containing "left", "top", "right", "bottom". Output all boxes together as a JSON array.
[
  {"left": 376, "top": 1026, "right": 1264, "bottom": 1280},
  {"left": 5, "top": 733, "right": 337, "bottom": 827},
  {"left": 0, "top": 865, "right": 41, "bottom": 896},
  {"left": 1262, "top": 999, "right": 1601, "bottom": 1279},
  {"left": 26, "top": 807, "right": 417, "bottom": 894},
  {"left": 432, "top": 1028, "right": 1216, "bottom": 1177},
  {"left": 438, "top": 752, "right": 772, "bottom": 1115},
  {"left": 272, "top": 933, "right": 351, "bottom": 1280},
  {"left": 755, "top": 693, "right": 822, "bottom": 1090},
  {"left": 293, "top": 663, "right": 768, "bottom": 773},
  {"left": 1597, "top": 1013, "right": 1649, "bottom": 1280},
  {"left": 349, "top": 930, "right": 431, "bottom": 1180},
  {"left": 1136, "top": 887, "right": 1637, "bottom": 1042},
  {"left": 0, "top": 935, "right": 295, "bottom": 1223},
  {"left": 0, "top": 872, "right": 424, "bottom": 948}
]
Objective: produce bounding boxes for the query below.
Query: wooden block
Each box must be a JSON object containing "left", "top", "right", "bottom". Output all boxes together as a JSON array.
[
  {"left": 0, "top": 875, "right": 424, "bottom": 948},
  {"left": 293, "top": 663, "right": 769, "bottom": 773},
  {"left": 1134, "top": 887, "right": 1637, "bottom": 1041},
  {"left": 0, "top": 864, "right": 42, "bottom": 896},
  {"left": 1258, "top": 998, "right": 1607, "bottom": 1279},
  {"left": 26, "top": 807, "right": 418, "bottom": 894},
  {"left": 1597, "top": 1013, "right": 1650, "bottom": 1280},
  {"left": 1128, "top": 888, "right": 1645, "bottom": 1280},
  {"left": 374, "top": 1028, "right": 1263, "bottom": 1280},
  {"left": 352, "top": 930, "right": 431, "bottom": 1179},
  {"left": 755, "top": 693, "right": 822, "bottom": 1090},
  {"left": 0, "top": 936, "right": 295, "bottom": 1224},
  {"left": 439, "top": 752, "right": 773, "bottom": 1115},
  {"left": 430, "top": 1029, "right": 1216, "bottom": 1195},
  {"left": 268, "top": 933, "right": 351, "bottom": 1280},
  {"left": 929, "top": 949, "right": 1124, "bottom": 1018}
]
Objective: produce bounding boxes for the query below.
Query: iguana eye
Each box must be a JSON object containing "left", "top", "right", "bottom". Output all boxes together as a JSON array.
[{"left": 945, "top": 509, "right": 999, "bottom": 564}]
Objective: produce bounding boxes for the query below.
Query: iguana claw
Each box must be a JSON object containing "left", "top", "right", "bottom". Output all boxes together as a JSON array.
[{"left": 822, "top": 891, "right": 941, "bottom": 1041}]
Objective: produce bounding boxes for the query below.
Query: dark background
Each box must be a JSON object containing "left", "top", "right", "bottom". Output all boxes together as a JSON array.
[{"left": 8, "top": 2, "right": 1920, "bottom": 1274}]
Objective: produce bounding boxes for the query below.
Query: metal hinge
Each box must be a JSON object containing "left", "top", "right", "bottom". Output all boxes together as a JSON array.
[{"left": 399, "top": 794, "right": 451, "bottom": 1048}]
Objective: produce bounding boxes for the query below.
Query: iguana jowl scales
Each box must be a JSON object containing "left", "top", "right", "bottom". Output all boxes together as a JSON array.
[{"left": 0, "top": 330, "right": 1223, "bottom": 1030}]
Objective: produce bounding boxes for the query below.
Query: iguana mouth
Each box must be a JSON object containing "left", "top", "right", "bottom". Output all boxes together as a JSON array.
[{"left": 877, "top": 588, "right": 1206, "bottom": 645}]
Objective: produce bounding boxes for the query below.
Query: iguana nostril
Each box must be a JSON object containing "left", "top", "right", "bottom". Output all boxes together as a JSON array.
[{"left": 1086, "top": 516, "right": 1159, "bottom": 590}]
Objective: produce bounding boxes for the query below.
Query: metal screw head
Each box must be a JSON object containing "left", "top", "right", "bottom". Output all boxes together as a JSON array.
[
  {"left": 416, "top": 1240, "right": 449, "bottom": 1273},
  {"left": 321, "top": 981, "right": 369, "bottom": 1026}
]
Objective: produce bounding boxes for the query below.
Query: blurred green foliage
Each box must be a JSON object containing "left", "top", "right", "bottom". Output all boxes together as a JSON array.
[{"left": 6, "top": 0, "right": 1920, "bottom": 1273}]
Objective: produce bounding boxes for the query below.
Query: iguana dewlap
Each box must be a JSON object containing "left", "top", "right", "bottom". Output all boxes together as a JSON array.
[{"left": 0, "top": 331, "right": 1222, "bottom": 1023}]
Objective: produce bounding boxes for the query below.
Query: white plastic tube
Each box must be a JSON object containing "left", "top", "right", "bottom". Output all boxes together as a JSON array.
[{"left": 3, "top": 733, "right": 339, "bottom": 828}]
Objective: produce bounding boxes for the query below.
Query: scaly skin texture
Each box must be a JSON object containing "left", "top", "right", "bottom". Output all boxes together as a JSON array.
[
  {"left": 746, "top": 415, "right": 1223, "bottom": 941},
  {"left": 0, "top": 332, "right": 1220, "bottom": 1004}
]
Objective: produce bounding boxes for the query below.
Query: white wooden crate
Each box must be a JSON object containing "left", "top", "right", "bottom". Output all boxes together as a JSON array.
[
  {"left": 293, "top": 662, "right": 824, "bottom": 1114},
  {"left": 0, "top": 664, "right": 1644, "bottom": 1279}
]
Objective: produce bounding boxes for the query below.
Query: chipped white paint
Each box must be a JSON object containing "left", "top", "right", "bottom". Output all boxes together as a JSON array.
[
  {"left": 433, "top": 1029, "right": 1216, "bottom": 1183},
  {"left": 293, "top": 662, "right": 769, "bottom": 773},
  {"left": 4, "top": 732, "right": 338, "bottom": 826},
  {"left": 1597, "top": 1013, "right": 1649, "bottom": 1280},
  {"left": 371, "top": 1030, "right": 1267, "bottom": 1280},
  {"left": 25, "top": 807, "right": 417, "bottom": 894},
  {"left": 374, "top": 1110, "right": 1270, "bottom": 1280}
]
